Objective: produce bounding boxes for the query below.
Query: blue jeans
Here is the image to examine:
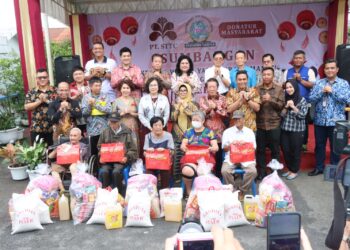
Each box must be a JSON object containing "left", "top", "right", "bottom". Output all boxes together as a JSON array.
[{"left": 314, "top": 125, "right": 340, "bottom": 171}]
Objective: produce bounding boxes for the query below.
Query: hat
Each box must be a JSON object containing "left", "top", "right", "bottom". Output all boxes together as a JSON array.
[
  {"left": 232, "top": 110, "right": 244, "bottom": 119},
  {"left": 108, "top": 112, "right": 121, "bottom": 122}
]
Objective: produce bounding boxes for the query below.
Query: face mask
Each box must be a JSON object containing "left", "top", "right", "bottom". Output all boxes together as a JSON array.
[{"left": 192, "top": 121, "right": 202, "bottom": 129}]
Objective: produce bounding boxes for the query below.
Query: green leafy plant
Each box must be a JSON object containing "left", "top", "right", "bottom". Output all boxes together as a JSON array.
[
  {"left": 0, "top": 55, "right": 24, "bottom": 130},
  {"left": 15, "top": 136, "right": 47, "bottom": 170}
]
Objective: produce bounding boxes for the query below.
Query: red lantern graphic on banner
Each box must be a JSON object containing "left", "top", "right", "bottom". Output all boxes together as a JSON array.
[
  {"left": 120, "top": 16, "right": 139, "bottom": 46},
  {"left": 297, "top": 10, "right": 316, "bottom": 49},
  {"left": 277, "top": 21, "right": 296, "bottom": 51},
  {"left": 121, "top": 16, "right": 139, "bottom": 35},
  {"left": 103, "top": 27, "right": 121, "bottom": 46},
  {"left": 103, "top": 27, "right": 121, "bottom": 60}
]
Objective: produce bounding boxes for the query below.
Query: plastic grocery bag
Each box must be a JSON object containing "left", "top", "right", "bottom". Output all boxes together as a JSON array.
[
  {"left": 125, "top": 191, "right": 153, "bottom": 227},
  {"left": 129, "top": 158, "right": 144, "bottom": 177},
  {"left": 69, "top": 173, "right": 101, "bottom": 225},
  {"left": 255, "top": 159, "right": 295, "bottom": 227},
  {"left": 224, "top": 191, "right": 249, "bottom": 227},
  {"left": 25, "top": 175, "right": 60, "bottom": 219},
  {"left": 87, "top": 188, "right": 119, "bottom": 224},
  {"left": 10, "top": 193, "right": 44, "bottom": 234},
  {"left": 198, "top": 191, "right": 225, "bottom": 231},
  {"left": 125, "top": 174, "right": 160, "bottom": 219}
]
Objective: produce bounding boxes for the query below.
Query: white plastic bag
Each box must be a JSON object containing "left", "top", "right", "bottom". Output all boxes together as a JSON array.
[
  {"left": 159, "top": 188, "right": 183, "bottom": 218},
  {"left": 125, "top": 174, "right": 160, "bottom": 218},
  {"left": 10, "top": 193, "right": 44, "bottom": 234},
  {"left": 198, "top": 191, "right": 225, "bottom": 231},
  {"left": 224, "top": 191, "right": 249, "bottom": 227},
  {"left": 87, "top": 188, "right": 119, "bottom": 224},
  {"left": 125, "top": 192, "right": 153, "bottom": 227},
  {"left": 129, "top": 158, "right": 144, "bottom": 177},
  {"left": 76, "top": 162, "right": 88, "bottom": 173}
]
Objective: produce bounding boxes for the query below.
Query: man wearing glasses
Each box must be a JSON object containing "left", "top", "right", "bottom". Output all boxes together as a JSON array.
[
  {"left": 25, "top": 68, "right": 57, "bottom": 146},
  {"left": 204, "top": 51, "right": 231, "bottom": 95}
]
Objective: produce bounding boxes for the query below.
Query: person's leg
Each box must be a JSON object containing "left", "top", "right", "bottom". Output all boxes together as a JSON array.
[
  {"left": 182, "top": 164, "right": 197, "bottom": 196},
  {"left": 328, "top": 126, "right": 340, "bottom": 165},
  {"left": 269, "top": 127, "right": 281, "bottom": 162},
  {"left": 69, "top": 163, "right": 78, "bottom": 175},
  {"left": 90, "top": 135, "right": 100, "bottom": 156},
  {"left": 221, "top": 162, "right": 235, "bottom": 187},
  {"left": 99, "top": 164, "right": 112, "bottom": 188},
  {"left": 51, "top": 163, "right": 66, "bottom": 191},
  {"left": 112, "top": 163, "right": 124, "bottom": 192},
  {"left": 256, "top": 129, "right": 267, "bottom": 177},
  {"left": 314, "top": 125, "right": 327, "bottom": 172},
  {"left": 215, "top": 143, "right": 223, "bottom": 178},
  {"left": 159, "top": 170, "right": 171, "bottom": 189},
  {"left": 44, "top": 132, "right": 54, "bottom": 147},
  {"left": 289, "top": 131, "right": 304, "bottom": 173},
  {"left": 280, "top": 130, "right": 292, "bottom": 173},
  {"left": 240, "top": 163, "right": 258, "bottom": 193}
]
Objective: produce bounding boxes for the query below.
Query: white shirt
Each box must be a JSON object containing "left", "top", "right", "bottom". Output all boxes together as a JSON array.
[
  {"left": 222, "top": 126, "right": 256, "bottom": 167},
  {"left": 204, "top": 66, "right": 231, "bottom": 94},
  {"left": 85, "top": 56, "right": 117, "bottom": 102},
  {"left": 138, "top": 94, "right": 170, "bottom": 130}
]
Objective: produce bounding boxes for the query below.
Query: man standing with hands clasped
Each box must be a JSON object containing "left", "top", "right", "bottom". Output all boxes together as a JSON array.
[
  {"left": 256, "top": 67, "right": 285, "bottom": 180},
  {"left": 308, "top": 59, "right": 350, "bottom": 176}
]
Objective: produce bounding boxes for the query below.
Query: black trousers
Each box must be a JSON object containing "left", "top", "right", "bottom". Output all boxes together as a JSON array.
[
  {"left": 281, "top": 130, "right": 304, "bottom": 173},
  {"left": 90, "top": 135, "right": 100, "bottom": 156},
  {"left": 256, "top": 127, "right": 281, "bottom": 175},
  {"left": 30, "top": 132, "right": 53, "bottom": 146}
]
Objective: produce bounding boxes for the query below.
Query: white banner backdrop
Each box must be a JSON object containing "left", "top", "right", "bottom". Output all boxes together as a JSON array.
[{"left": 87, "top": 2, "right": 328, "bottom": 83}]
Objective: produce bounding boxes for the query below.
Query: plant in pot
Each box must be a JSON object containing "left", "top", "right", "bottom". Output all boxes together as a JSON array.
[
  {"left": 16, "top": 136, "right": 49, "bottom": 181},
  {"left": 0, "top": 143, "right": 28, "bottom": 181}
]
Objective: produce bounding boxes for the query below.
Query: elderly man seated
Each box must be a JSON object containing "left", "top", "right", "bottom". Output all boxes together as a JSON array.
[
  {"left": 97, "top": 112, "right": 138, "bottom": 191},
  {"left": 221, "top": 110, "right": 257, "bottom": 199},
  {"left": 49, "top": 127, "right": 89, "bottom": 191}
]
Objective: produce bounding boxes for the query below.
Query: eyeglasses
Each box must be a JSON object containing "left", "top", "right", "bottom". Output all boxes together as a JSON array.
[{"left": 37, "top": 76, "right": 48, "bottom": 80}]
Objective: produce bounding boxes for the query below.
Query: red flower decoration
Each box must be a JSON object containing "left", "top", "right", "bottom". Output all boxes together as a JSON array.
[
  {"left": 277, "top": 21, "right": 296, "bottom": 40},
  {"left": 121, "top": 16, "right": 139, "bottom": 35},
  {"left": 297, "top": 10, "right": 316, "bottom": 30}
]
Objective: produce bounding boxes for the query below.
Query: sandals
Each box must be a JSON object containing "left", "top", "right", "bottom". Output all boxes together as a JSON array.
[{"left": 286, "top": 173, "right": 298, "bottom": 180}]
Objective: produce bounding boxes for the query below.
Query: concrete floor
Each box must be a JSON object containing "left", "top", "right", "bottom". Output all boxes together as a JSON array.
[{"left": 0, "top": 164, "right": 335, "bottom": 250}]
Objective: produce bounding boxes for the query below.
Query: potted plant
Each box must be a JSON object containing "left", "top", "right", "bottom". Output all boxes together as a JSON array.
[
  {"left": 16, "top": 136, "right": 48, "bottom": 180},
  {"left": 0, "top": 93, "right": 24, "bottom": 144},
  {"left": 0, "top": 143, "right": 28, "bottom": 180}
]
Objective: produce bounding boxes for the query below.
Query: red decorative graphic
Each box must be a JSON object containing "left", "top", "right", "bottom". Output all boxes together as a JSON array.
[
  {"left": 318, "top": 31, "right": 328, "bottom": 44},
  {"left": 103, "top": 27, "right": 121, "bottom": 46},
  {"left": 301, "top": 34, "right": 309, "bottom": 49},
  {"left": 297, "top": 10, "right": 316, "bottom": 30},
  {"left": 316, "top": 17, "right": 327, "bottom": 28},
  {"left": 121, "top": 16, "right": 139, "bottom": 35},
  {"left": 109, "top": 50, "right": 116, "bottom": 60},
  {"left": 149, "top": 17, "right": 177, "bottom": 41},
  {"left": 92, "top": 35, "right": 102, "bottom": 44},
  {"left": 277, "top": 21, "right": 296, "bottom": 40},
  {"left": 87, "top": 24, "right": 94, "bottom": 35}
]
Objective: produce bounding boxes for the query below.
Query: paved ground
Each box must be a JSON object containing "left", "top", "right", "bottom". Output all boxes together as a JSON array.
[{"left": 0, "top": 163, "right": 335, "bottom": 250}]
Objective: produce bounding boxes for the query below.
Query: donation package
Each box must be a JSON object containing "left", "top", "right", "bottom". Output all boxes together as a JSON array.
[{"left": 100, "top": 142, "right": 125, "bottom": 163}]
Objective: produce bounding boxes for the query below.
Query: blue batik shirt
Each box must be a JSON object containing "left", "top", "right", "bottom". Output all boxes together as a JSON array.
[{"left": 309, "top": 77, "right": 350, "bottom": 126}]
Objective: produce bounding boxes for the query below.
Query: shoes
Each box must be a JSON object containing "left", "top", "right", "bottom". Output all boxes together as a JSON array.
[
  {"left": 281, "top": 171, "right": 291, "bottom": 177},
  {"left": 286, "top": 173, "right": 298, "bottom": 180},
  {"left": 308, "top": 169, "right": 323, "bottom": 176}
]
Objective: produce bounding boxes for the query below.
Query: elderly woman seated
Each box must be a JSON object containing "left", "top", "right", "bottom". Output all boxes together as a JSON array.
[
  {"left": 180, "top": 110, "right": 219, "bottom": 197},
  {"left": 144, "top": 116, "right": 175, "bottom": 189},
  {"left": 49, "top": 127, "right": 89, "bottom": 191}
]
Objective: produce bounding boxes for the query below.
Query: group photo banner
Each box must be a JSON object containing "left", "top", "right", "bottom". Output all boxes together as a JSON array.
[{"left": 87, "top": 2, "right": 328, "bottom": 83}]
